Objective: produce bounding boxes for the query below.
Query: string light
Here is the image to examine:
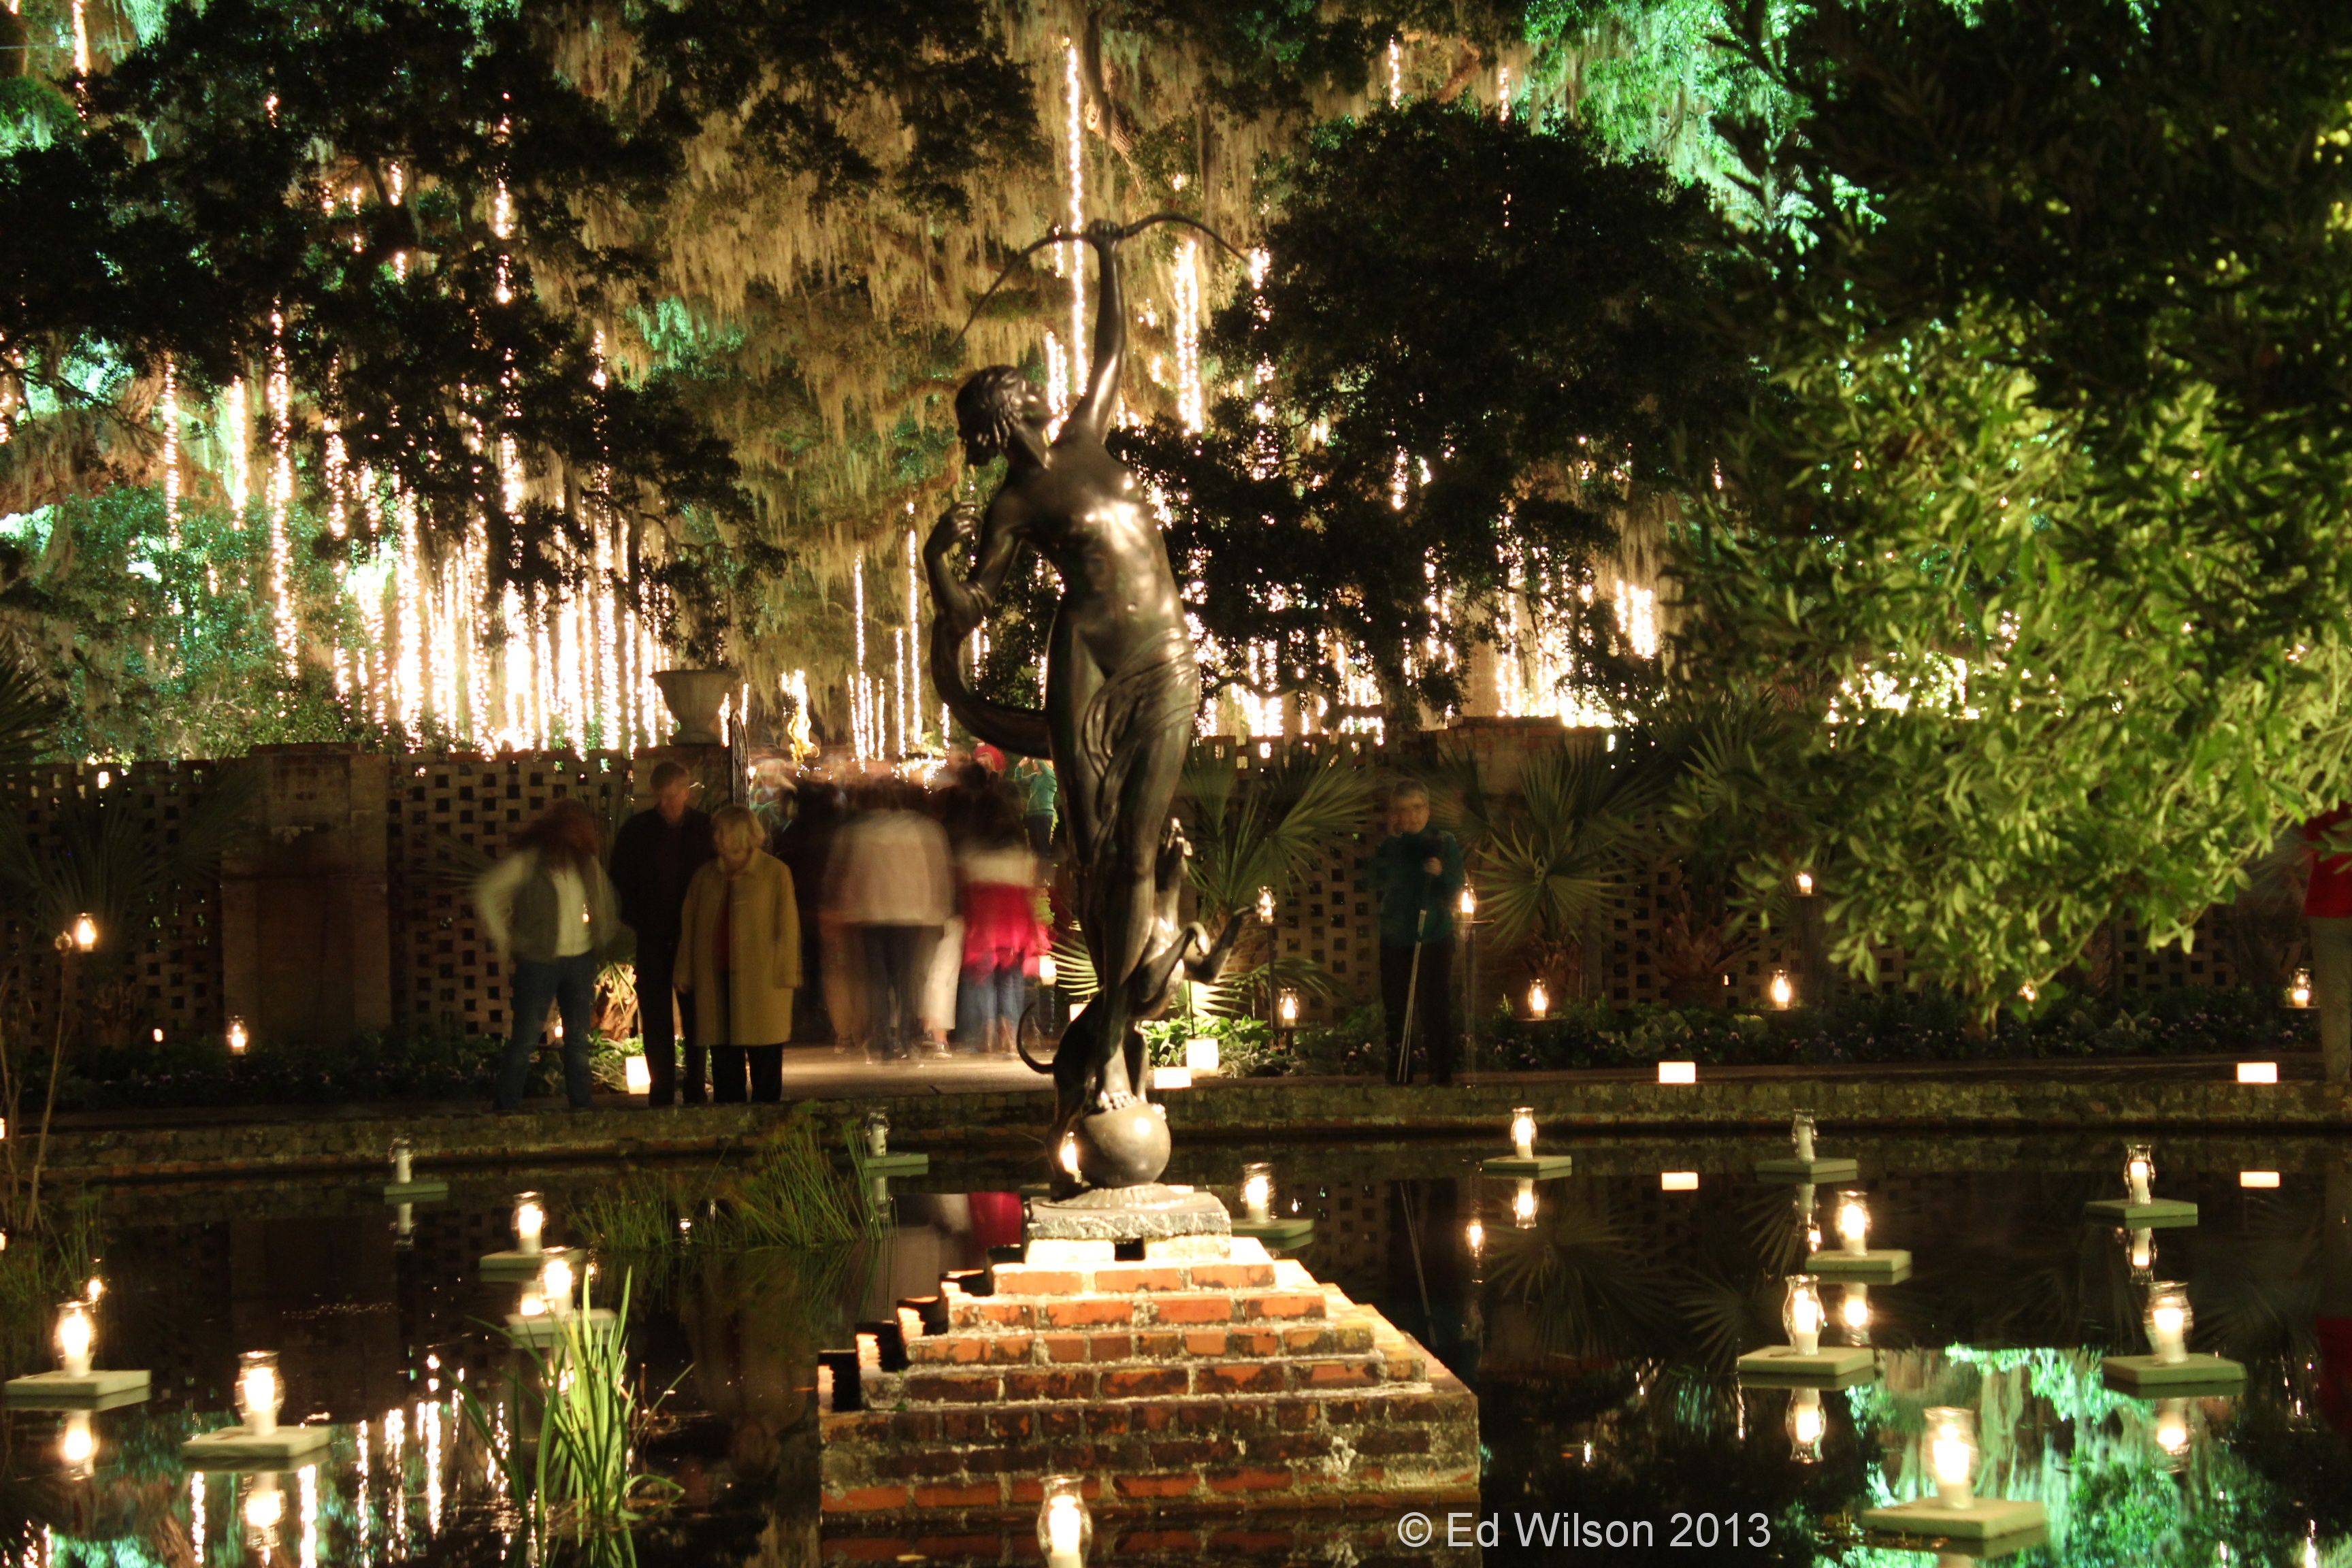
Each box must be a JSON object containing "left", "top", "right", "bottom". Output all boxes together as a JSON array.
[
  {"left": 1064, "top": 37, "right": 1086, "bottom": 382},
  {"left": 161, "top": 357, "right": 180, "bottom": 546},
  {"left": 1173, "top": 240, "right": 1204, "bottom": 433},
  {"left": 267, "top": 310, "right": 298, "bottom": 673}
]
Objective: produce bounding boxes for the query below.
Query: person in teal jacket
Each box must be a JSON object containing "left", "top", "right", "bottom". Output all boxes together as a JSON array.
[{"left": 1366, "top": 779, "right": 1465, "bottom": 1084}]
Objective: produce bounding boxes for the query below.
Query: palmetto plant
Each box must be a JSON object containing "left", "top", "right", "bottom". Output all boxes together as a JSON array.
[
  {"left": 1178, "top": 750, "right": 1375, "bottom": 1011},
  {"left": 0, "top": 764, "right": 257, "bottom": 958},
  {"left": 1432, "top": 735, "right": 1667, "bottom": 1000},
  {"left": 0, "top": 655, "right": 61, "bottom": 771}
]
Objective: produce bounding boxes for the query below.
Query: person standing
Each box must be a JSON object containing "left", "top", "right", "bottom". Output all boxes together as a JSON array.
[
  {"left": 609, "top": 761, "right": 717, "bottom": 1105},
  {"left": 826, "top": 780, "right": 954, "bottom": 1061},
  {"left": 1367, "top": 779, "right": 1465, "bottom": 1086},
  {"left": 1010, "top": 755, "right": 1058, "bottom": 859},
  {"left": 677, "top": 806, "right": 801, "bottom": 1103},
  {"left": 954, "top": 798, "right": 1048, "bottom": 1054},
  {"left": 476, "top": 798, "right": 632, "bottom": 1113},
  {"left": 2306, "top": 806, "right": 2352, "bottom": 1083}
]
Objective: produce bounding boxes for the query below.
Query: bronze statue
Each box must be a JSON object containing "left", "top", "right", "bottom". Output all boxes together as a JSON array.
[{"left": 926, "top": 218, "right": 1241, "bottom": 1193}]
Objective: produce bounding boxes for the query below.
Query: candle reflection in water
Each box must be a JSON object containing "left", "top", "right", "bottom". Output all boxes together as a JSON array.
[
  {"left": 57, "top": 1410, "right": 95, "bottom": 1477},
  {"left": 2126, "top": 1225, "right": 2157, "bottom": 1283},
  {"left": 1786, "top": 1387, "right": 1825, "bottom": 1463},
  {"left": 2152, "top": 1397, "right": 2192, "bottom": 1470},
  {"left": 1512, "top": 1177, "right": 1538, "bottom": 1228},
  {"left": 1839, "top": 1283, "right": 1871, "bottom": 1347}
]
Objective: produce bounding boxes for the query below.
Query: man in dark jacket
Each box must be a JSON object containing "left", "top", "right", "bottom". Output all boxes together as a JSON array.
[
  {"left": 1367, "top": 779, "right": 1465, "bottom": 1085},
  {"left": 610, "top": 760, "right": 716, "bottom": 1105}
]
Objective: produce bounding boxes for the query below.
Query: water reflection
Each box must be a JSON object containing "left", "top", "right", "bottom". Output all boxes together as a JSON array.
[{"left": 0, "top": 1143, "right": 2345, "bottom": 1563}]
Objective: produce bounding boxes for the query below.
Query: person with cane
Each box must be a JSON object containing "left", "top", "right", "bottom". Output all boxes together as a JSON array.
[{"left": 1369, "top": 779, "right": 1465, "bottom": 1085}]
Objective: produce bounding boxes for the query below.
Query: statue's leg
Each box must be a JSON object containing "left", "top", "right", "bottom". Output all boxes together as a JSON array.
[
  {"left": 1090, "top": 714, "right": 1192, "bottom": 1110},
  {"left": 1044, "top": 614, "right": 1119, "bottom": 1109}
]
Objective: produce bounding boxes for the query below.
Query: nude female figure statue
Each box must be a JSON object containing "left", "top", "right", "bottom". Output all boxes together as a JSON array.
[{"left": 925, "top": 218, "right": 1239, "bottom": 1189}]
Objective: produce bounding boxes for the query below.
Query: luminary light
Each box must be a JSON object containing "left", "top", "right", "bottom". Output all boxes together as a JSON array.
[
  {"left": 1039, "top": 953, "right": 1059, "bottom": 989},
  {"left": 1186, "top": 1036, "right": 1221, "bottom": 1073},
  {"left": 1154, "top": 1065, "right": 1193, "bottom": 1090},
  {"left": 1658, "top": 1061, "right": 1696, "bottom": 1085},
  {"left": 513, "top": 1192, "right": 545, "bottom": 1256},
  {"left": 227, "top": 1018, "right": 250, "bottom": 1056},
  {"left": 2124, "top": 1143, "right": 2154, "bottom": 1205},
  {"left": 864, "top": 1111, "right": 890, "bottom": 1159},
  {"left": 1834, "top": 1190, "right": 1871, "bottom": 1256},
  {"left": 515, "top": 1279, "right": 547, "bottom": 1319},
  {"left": 1058, "top": 1134, "right": 1081, "bottom": 1179},
  {"left": 540, "top": 1252, "right": 576, "bottom": 1319},
  {"left": 2127, "top": 1226, "right": 2156, "bottom": 1277},
  {"left": 244, "top": 1471, "right": 284, "bottom": 1532},
  {"left": 1509, "top": 1107, "right": 1537, "bottom": 1160},
  {"left": 1241, "top": 1162, "right": 1274, "bottom": 1223},
  {"left": 71, "top": 913, "right": 98, "bottom": 953},
  {"left": 238, "top": 1351, "right": 282, "bottom": 1437},
  {"left": 1925, "top": 1406, "right": 1977, "bottom": 1508},
  {"left": 1768, "top": 970, "right": 1795, "bottom": 1010},
  {"left": 1792, "top": 1111, "right": 1817, "bottom": 1163},
  {"left": 2146, "top": 1280, "right": 2193, "bottom": 1365},
  {"left": 1256, "top": 886, "right": 1275, "bottom": 924},
  {"left": 1660, "top": 1171, "right": 1699, "bottom": 1192},
  {"left": 1786, "top": 1387, "right": 1825, "bottom": 1462},
  {"left": 390, "top": 1137, "right": 413, "bottom": 1186},
  {"left": 59, "top": 1409, "right": 96, "bottom": 1475},
  {"left": 1457, "top": 885, "right": 1477, "bottom": 919},
  {"left": 1840, "top": 1284, "right": 1872, "bottom": 1346},
  {"left": 1512, "top": 1178, "right": 1539, "bottom": 1228},
  {"left": 2240, "top": 1169, "right": 2281, "bottom": 1188},
  {"left": 1526, "top": 980, "right": 1550, "bottom": 1019},
  {"left": 1783, "top": 1274, "right": 1824, "bottom": 1356},
  {"left": 55, "top": 1299, "right": 94, "bottom": 1377},
  {"left": 624, "top": 1055, "right": 652, "bottom": 1096},
  {"left": 1036, "top": 1474, "right": 1092, "bottom": 1567},
  {"left": 2289, "top": 968, "right": 2313, "bottom": 1009},
  {"left": 1794, "top": 870, "right": 1814, "bottom": 897},
  {"left": 1277, "top": 990, "right": 1299, "bottom": 1027},
  {"left": 1464, "top": 1216, "right": 1485, "bottom": 1256},
  {"left": 2019, "top": 981, "right": 2038, "bottom": 1004},
  {"left": 84, "top": 1275, "right": 102, "bottom": 1305},
  {"left": 2238, "top": 1061, "right": 2279, "bottom": 1084}
]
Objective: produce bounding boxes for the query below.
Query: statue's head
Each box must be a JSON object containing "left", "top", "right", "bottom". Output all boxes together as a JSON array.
[{"left": 955, "top": 365, "right": 1048, "bottom": 463}]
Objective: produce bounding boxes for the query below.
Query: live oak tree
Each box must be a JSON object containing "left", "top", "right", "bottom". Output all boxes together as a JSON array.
[
  {"left": 1676, "top": 0, "right": 2352, "bottom": 1007},
  {"left": 1122, "top": 97, "right": 1740, "bottom": 730}
]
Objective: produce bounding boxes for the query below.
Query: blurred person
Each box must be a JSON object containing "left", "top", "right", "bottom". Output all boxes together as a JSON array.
[
  {"left": 826, "top": 779, "right": 953, "bottom": 1061},
  {"left": 477, "top": 797, "right": 632, "bottom": 1113},
  {"left": 954, "top": 797, "right": 1047, "bottom": 1054},
  {"left": 678, "top": 805, "right": 801, "bottom": 1103},
  {"left": 771, "top": 773, "right": 844, "bottom": 1043},
  {"left": 1009, "top": 754, "right": 1058, "bottom": 859},
  {"left": 609, "top": 760, "right": 715, "bottom": 1105},
  {"left": 1368, "top": 778, "right": 1465, "bottom": 1087}
]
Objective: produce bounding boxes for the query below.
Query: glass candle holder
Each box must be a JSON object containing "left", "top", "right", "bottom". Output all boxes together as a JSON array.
[
  {"left": 238, "top": 1350, "right": 282, "bottom": 1437},
  {"left": 1239, "top": 1162, "right": 1273, "bottom": 1222},
  {"left": 513, "top": 1192, "right": 545, "bottom": 1256},
  {"left": 390, "top": 1137, "right": 413, "bottom": 1186},
  {"left": 1782, "top": 1274, "right": 1824, "bottom": 1356},
  {"left": 1526, "top": 980, "right": 1550, "bottom": 1019},
  {"left": 2146, "top": 1280, "right": 2193, "bottom": 1365},
  {"left": 1512, "top": 1178, "right": 1538, "bottom": 1229},
  {"left": 1791, "top": 1111, "right": 1816, "bottom": 1164},
  {"left": 1834, "top": 1190, "right": 1871, "bottom": 1256},
  {"left": 1464, "top": 1215, "right": 1485, "bottom": 1256},
  {"left": 1256, "top": 886, "right": 1275, "bottom": 923},
  {"left": 2151, "top": 1396, "right": 2191, "bottom": 1469},
  {"left": 1768, "top": 970, "right": 1795, "bottom": 1009},
  {"left": 2127, "top": 1226, "right": 2156, "bottom": 1280},
  {"left": 1509, "top": 1107, "right": 1537, "bottom": 1160},
  {"left": 2124, "top": 1143, "right": 2155, "bottom": 1205},
  {"left": 1036, "top": 1475, "right": 1092, "bottom": 1566},
  {"left": 1458, "top": 885, "right": 1477, "bottom": 918},
  {"left": 1277, "top": 990, "right": 1298, "bottom": 1027},
  {"left": 227, "top": 1018, "right": 250, "bottom": 1056},
  {"left": 1925, "top": 1406, "right": 1976, "bottom": 1507},
  {"left": 2290, "top": 968, "right": 2313, "bottom": 1008},
  {"left": 1786, "top": 1387, "right": 1825, "bottom": 1462},
  {"left": 1840, "top": 1283, "right": 1872, "bottom": 1347},
  {"left": 54, "top": 1298, "right": 93, "bottom": 1377}
]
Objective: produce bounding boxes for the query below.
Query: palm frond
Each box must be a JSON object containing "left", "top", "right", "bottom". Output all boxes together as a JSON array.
[{"left": 0, "top": 657, "right": 61, "bottom": 771}]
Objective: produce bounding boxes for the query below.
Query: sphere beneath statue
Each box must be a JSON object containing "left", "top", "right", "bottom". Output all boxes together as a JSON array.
[{"left": 1074, "top": 1101, "right": 1171, "bottom": 1190}]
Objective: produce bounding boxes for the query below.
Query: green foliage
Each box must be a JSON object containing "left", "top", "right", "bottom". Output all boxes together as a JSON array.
[
  {"left": 1127, "top": 97, "right": 1739, "bottom": 725},
  {"left": 0, "top": 649, "right": 63, "bottom": 767},
  {"left": 1677, "top": 0, "right": 2352, "bottom": 1002},
  {"left": 0, "top": 1199, "right": 97, "bottom": 1377}
]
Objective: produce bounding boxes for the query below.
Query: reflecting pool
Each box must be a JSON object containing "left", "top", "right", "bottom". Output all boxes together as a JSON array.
[{"left": 3, "top": 1132, "right": 2347, "bottom": 1565}]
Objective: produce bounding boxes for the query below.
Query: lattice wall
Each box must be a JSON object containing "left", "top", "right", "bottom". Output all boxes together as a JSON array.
[
  {"left": 0, "top": 760, "right": 229, "bottom": 1042},
  {"left": 385, "top": 753, "right": 635, "bottom": 1036}
]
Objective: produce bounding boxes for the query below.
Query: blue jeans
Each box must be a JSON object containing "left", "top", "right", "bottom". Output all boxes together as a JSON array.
[
  {"left": 498, "top": 953, "right": 599, "bottom": 1111},
  {"left": 955, "top": 963, "right": 1030, "bottom": 1051}
]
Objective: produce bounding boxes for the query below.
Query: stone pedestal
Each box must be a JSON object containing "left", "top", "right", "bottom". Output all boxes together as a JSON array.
[{"left": 819, "top": 1234, "right": 1477, "bottom": 1526}]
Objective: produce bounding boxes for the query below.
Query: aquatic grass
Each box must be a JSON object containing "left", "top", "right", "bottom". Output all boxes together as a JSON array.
[
  {"left": 0, "top": 1198, "right": 99, "bottom": 1377},
  {"left": 715, "top": 1115, "right": 885, "bottom": 1248},
  {"left": 460, "top": 1269, "right": 678, "bottom": 1567}
]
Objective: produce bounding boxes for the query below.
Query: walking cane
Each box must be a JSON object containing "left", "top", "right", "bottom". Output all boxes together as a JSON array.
[{"left": 1390, "top": 857, "right": 1432, "bottom": 1085}]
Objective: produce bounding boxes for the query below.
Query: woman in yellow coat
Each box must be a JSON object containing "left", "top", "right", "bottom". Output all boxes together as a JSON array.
[{"left": 677, "top": 806, "right": 801, "bottom": 1103}]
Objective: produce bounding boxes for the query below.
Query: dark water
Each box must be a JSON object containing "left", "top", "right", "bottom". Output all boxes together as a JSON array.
[{"left": 5, "top": 1133, "right": 2349, "bottom": 1565}]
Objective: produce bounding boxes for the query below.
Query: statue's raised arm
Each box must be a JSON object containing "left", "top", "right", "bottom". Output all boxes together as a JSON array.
[{"left": 1062, "top": 219, "right": 1127, "bottom": 446}]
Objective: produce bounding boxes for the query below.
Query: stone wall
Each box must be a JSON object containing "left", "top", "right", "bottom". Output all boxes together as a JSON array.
[{"left": 0, "top": 724, "right": 2267, "bottom": 1051}]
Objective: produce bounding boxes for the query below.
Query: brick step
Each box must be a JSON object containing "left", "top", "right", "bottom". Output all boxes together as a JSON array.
[
  {"left": 906, "top": 1317, "right": 1379, "bottom": 1368},
  {"left": 866, "top": 1343, "right": 1404, "bottom": 1408},
  {"left": 943, "top": 1284, "right": 1332, "bottom": 1333},
  {"left": 986, "top": 1256, "right": 1281, "bottom": 1296}
]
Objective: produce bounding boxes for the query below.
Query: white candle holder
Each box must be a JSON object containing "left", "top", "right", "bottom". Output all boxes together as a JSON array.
[
  {"left": 238, "top": 1351, "right": 281, "bottom": 1436},
  {"left": 2145, "top": 1281, "right": 2191, "bottom": 1365},
  {"left": 1785, "top": 1386, "right": 1825, "bottom": 1463},
  {"left": 1785, "top": 1274, "right": 1823, "bottom": 1357},
  {"left": 381, "top": 1136, "right": 446, "bottom": 1203},
  {"left": 1925, "top": 1406, "right": 1976, "bottom": 1507},
  {"left": 1481, "top": 1105, "right": 1571, "bottom": 1176},
  {"left": 2084, "top": 1142, "right": 2196, "bottom": 1227},
  {"left": 2102, "top": 1279, "right": 2244, "bottom": 1394},
  {"left": 178, "top": 1350, "right": 329, "bottom": 1467},
  {"left": 5, "top": 1298, "right": 149, "bottom": 1411},
  {"left": 1512, "top": 1177, "right": 1539, "bottom": 1229},
  {"left": 1755, "top": 1112, "right": 1857, "bottom": 1183},
  {"left": 1808, "top": 1189, "right": 1912, "bottom": 1284},
  {"left": 1735, "top": 1272, "right": 1874, "bottom": 1385}
]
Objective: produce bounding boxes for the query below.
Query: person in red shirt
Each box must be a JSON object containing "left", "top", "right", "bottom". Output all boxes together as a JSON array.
[{"left": 2302, "top": 806, "right": 2352, "bottom": 1082}]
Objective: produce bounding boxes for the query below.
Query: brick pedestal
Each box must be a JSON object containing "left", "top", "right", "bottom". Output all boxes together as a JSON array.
[{"left": 820, "top": 1235, "right": 1477, "bottom": 1528}]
